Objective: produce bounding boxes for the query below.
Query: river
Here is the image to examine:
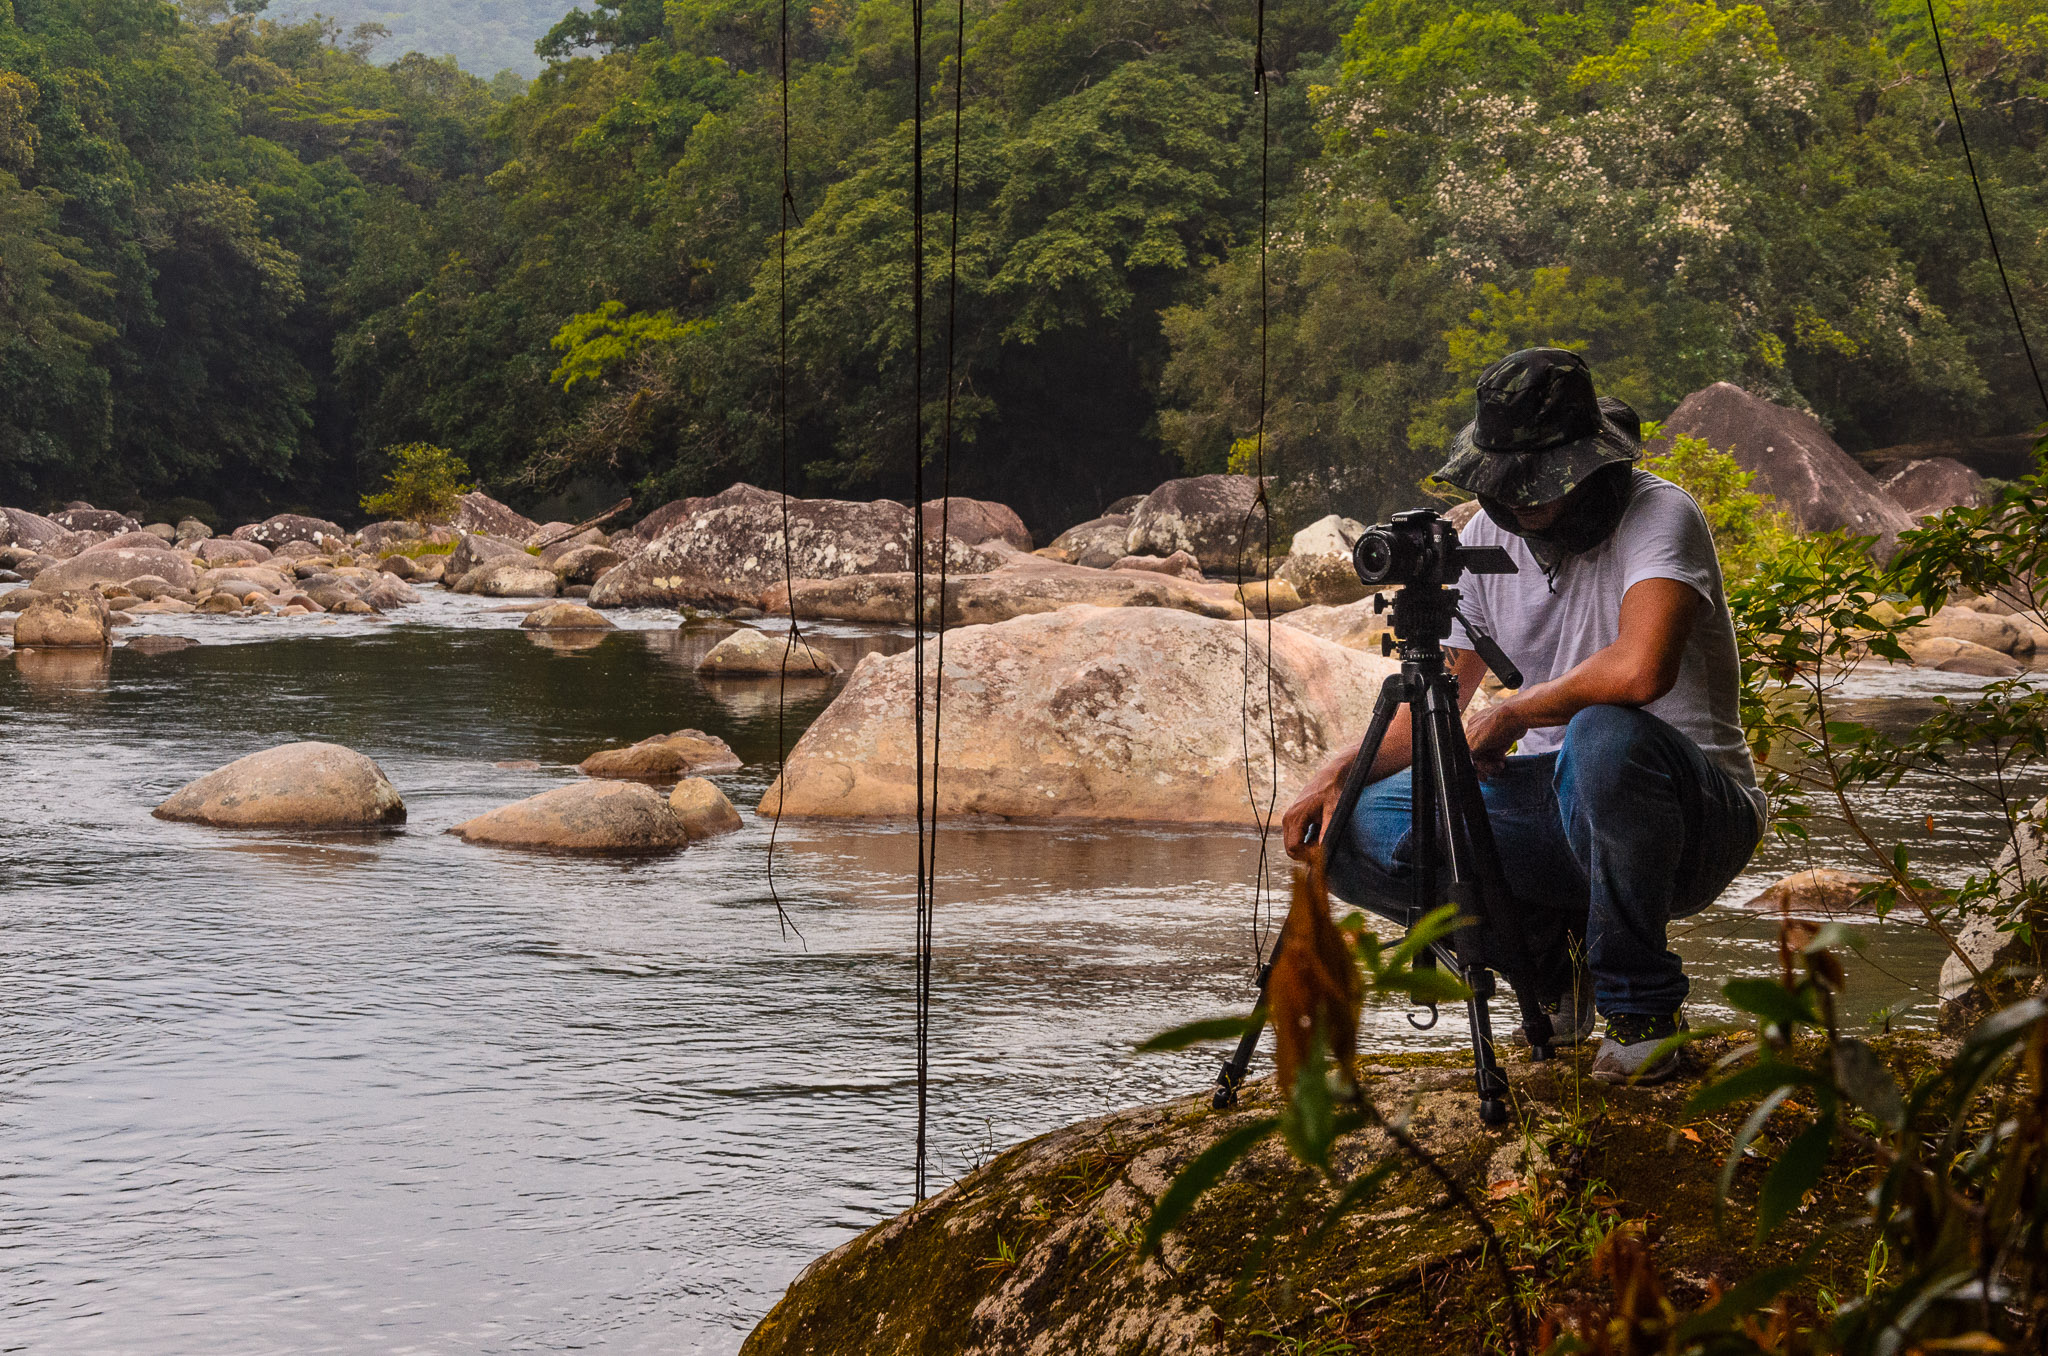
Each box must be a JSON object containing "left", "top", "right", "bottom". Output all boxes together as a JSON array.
[{"left": 0, "top": 593, "right": 2007, "bottom": 1352}]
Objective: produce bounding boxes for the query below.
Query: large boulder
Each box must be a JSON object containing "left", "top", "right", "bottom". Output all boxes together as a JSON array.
[
  {"left": 1878, "top": 458, "right": 1991, "bottom": 519},
  {"left": 457, "top": 557, "right": 559, "bottom": 598},
  {"left": 232, "top": 514, "right": 347, "bottom": 549},
  {"left": 53, "top": 507, "right": 141, "bottom": 535},
  {"left": 1124, "top": 475, "right": 1269, "bottom": 574},
  {"left": 451, "top": 491, "right": 541, "bottom": 542},
  {"left": 1652, "top": 383, "right": 1914, "bottom": 558},
  {"left": 587, "top": 556, "right": 764, "bottom": 611},
  {"left": 1274, "top": 513, "right": 1369, "bottom": 606},
  {"left": 153, "top": 742, "right": 406, "bottom": 828},
  {"left": 1739, "top": 868, "right": 1887, "bottom": 915},
  {"left": 449, "top": 780, "right": 690, "bottom": 853},
  {"left": 3, "top": 507, "right": 71, "bottom": 552},
  {"left": 34, "top": 546, "right": 199, "bottom": 593},
  {"left": 15, "top": 591, "right": 109, "bottom": 647},
  {"left": 765, "top": 556, "right": 1245, "bottom": 626},
  {"left": 742, "top": 1050, "right": 1835, "bottom": 1356},
  {"left": 627, "top": 482, "right": 783, "bottom": 544},
  {"left": 1038, "top": 514, "right": 1132, "bottom": 569},
  {"left": 697, "top": 628, "right": 841, "bottom": 676},
  {"left": 1902, "top": 635, "right": 2022, "bottom": 677},
  {"left": 579, "top": 729, "right": 743, "bottom": 781},
  {"left": 1911, "top": 605, "right": 2031, "bottom": 657},
  {"left": 625, "top": 492, "right": 1003, "bottom": 598},
  {"left": 760, "top": 606, "right": 1396, "bottom": 823},
  {"left": 921, "top": 497, "right": 1032, "bottom": 551}
]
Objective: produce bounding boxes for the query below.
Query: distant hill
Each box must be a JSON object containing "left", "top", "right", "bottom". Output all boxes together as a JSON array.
[{"left": 270, "top": 0, "right": 567, "bottom": 77}]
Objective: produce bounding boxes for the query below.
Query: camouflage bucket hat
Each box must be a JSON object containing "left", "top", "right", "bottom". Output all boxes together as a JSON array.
[{"left": 1433, "top": 348, "right": 1640, "bottom": 509}]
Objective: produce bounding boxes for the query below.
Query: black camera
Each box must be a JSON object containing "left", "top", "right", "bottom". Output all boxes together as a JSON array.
[{"left": 1352, "top": 508, "right": 1517, "bottom": 588}]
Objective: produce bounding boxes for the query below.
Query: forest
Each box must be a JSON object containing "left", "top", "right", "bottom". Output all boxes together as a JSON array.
[{"left": 0, "top": 0, "right": 2042, "bottom": 535}]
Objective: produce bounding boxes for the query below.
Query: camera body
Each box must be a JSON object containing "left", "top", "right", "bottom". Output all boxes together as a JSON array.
[{"left": 1352, "top": 508, "right": 1516, "bottom": 589}]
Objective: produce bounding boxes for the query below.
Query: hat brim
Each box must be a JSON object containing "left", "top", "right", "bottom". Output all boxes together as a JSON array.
[{"left": 1432, "top": 417, "right": 1641, "bottom": 509}]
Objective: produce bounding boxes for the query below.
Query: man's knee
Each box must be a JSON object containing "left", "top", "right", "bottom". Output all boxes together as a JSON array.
[{"left": 1554, "top": 706, "right": 1672, "bottom": 808}]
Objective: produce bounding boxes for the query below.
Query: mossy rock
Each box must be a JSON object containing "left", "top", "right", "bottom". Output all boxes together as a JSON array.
[{"left": 745, "top": 1040, "right": 1916, "bottom": 1355}]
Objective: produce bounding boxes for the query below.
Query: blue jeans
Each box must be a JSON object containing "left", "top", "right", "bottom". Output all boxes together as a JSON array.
[{"left": 1324, "top": 705, "right": 1760, "bottom": 1017}]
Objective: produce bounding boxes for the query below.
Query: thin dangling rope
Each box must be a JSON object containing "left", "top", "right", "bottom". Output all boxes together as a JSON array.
[
  {"left": 765, "top": 0, "right": 803, "bottom": 944},
  {"left": 913, "top": 0, "right": 966, "bottom": 1201},
  {"left": 1924, "top": 0, "right": 2047, "bottom": 418},
  {"left": 910, "top": 0, "right": 934, "bottom": 1203},
  {"left": 1238, "top": 0, "right": 1281, "bottom": 968}
]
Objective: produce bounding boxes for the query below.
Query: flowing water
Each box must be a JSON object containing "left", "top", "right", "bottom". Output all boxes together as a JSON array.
[{"left": 0, "top": 594, "right": 2021, "bottom": 1353}]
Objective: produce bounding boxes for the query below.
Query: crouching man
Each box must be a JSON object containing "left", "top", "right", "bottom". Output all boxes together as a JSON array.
[{"left": 1282, "top": 348, "right": 1765, "bottom": 1084}]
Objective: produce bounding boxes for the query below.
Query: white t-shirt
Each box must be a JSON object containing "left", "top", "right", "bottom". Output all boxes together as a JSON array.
[{"left": 1446, "top": 470, "right": 1766, "bottom": 824}]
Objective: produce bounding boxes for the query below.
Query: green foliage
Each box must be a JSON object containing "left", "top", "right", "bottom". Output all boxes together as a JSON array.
[
  {"left": 359, "top": 441, "right": 470, "bottom": 521},
  {"left": 1641, "top": 434, "right": 1799, "bottom": 584},
  {"left": 549, "top": 302, "right": 696, "bottom": 391}
]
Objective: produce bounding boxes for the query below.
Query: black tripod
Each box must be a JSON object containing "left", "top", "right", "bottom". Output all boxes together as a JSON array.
[{"left": 1214, "top": 512, "right": 1556, "bottom": 1126}]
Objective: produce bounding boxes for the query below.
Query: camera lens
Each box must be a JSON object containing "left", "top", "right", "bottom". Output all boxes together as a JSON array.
[{"left": 1354, "top": 532, "right": 1397, "bottom": 584}]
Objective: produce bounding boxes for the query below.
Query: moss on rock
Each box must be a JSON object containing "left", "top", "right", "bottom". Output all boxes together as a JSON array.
[{"left": 744, "top": 1041, "right": 1912, "bottom": 1355}]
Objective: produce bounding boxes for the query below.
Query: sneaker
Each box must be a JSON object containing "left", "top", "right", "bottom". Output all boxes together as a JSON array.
[
  {"left": 1591, "top": 1012, "right": 1687, "bottom": 1086},
  {"left": 1511, "top": 976, "right": 1597, "bottom": 1048}
]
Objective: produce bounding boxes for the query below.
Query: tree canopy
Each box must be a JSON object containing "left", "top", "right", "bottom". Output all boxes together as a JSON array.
[{"left": 1, "top": 0, "right": 2041, "bottom": 530}]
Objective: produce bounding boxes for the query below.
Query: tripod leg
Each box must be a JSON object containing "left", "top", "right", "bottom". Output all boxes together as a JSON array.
[{"left": 1212, "top": 672, "right": 1409, "bottom": 1110}]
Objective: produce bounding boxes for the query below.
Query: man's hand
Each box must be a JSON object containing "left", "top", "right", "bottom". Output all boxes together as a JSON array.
[
  {"left": 1282, "top": 757, "right": 1349, "bottom": 861},
  {"left": 1464, "top": 699, "right": 1528, "bottom": 780}
]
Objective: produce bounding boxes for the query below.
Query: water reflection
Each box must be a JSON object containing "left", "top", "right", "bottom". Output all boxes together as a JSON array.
[{"left": 13, "top": 646, "right": 110, "bottom": 693}]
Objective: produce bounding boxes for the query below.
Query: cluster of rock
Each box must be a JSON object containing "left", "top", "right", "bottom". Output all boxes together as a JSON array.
[
  {"left": 153, "top": 733, "right": 746, "bottom": 853},
  {"left": 0, "top": 504, "right": 422, "bottom": 638}
]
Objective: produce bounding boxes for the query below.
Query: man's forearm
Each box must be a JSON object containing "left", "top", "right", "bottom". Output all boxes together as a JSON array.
[{"left": 1494, "top": 643, "right": 1670, "bottom": 732}]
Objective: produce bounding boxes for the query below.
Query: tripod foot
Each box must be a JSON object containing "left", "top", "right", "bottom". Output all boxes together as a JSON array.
[{"left": 1478, "top": 1098, "right": 1509, "bottom": 1127}]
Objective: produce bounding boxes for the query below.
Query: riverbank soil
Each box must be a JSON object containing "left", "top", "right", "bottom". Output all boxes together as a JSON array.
[{"left": 745, "top": 1040, "right": 1931, "bottom": 1354}]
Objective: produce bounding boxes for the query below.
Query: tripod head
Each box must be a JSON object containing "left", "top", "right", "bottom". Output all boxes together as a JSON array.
[{"left": 1352, "top": 509, "right": 1522, "bottom": 688}]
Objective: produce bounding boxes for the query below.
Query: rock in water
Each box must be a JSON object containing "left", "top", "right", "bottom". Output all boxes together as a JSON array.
[
  {"left": 668, "top": 778, "right": 743, "bottom": 838},
  {"left": 15, "top": 591, "right": 110, "bottom": 647},
  {"left": 451, "top": 491, "right": 542, "bottom": 542},
  {"left": 1124, "top": 475, "right": 1269, "bottom": 573},
  {"left": 449, "top": 781, "right": 689, "bottom": 853},
  {"left": 1740, "top": 868, "right": 1885, "bottom": 914},
  {"left": 579, "top": 729, "right": 742, "bottom": 781},
  {"left": 586, "top": 557, "right": 765, "bottom": 611},
  {"left": 766, "top": 556, "right": 1245, "bottom": 626},
  {"left": 1902, "top": 635, "right": 2022, "bottom": 676},
  {"left": 460, "top": 557, "right": 560, "bottom": 598},
  {"left": 1037, "top": 514, "right": 1132, "bottom": 569},
  {"left": 154, "top": 742, "right": 406, "bottom": 828},
  {"left": 1651, "top": 383, "right": 1913, "bottom": 559},
  {"left": 760, "top": 606, "right": 1396, "bottom": 823},
  {"left": 520, "top": 602, "right": 616, "bottom": 631},
  {"left": 697, "top": 628, "right": 841, "bottom": 676},
  {"left": 1879, "top": 457, "right": 1990, "bottom": 519}
]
